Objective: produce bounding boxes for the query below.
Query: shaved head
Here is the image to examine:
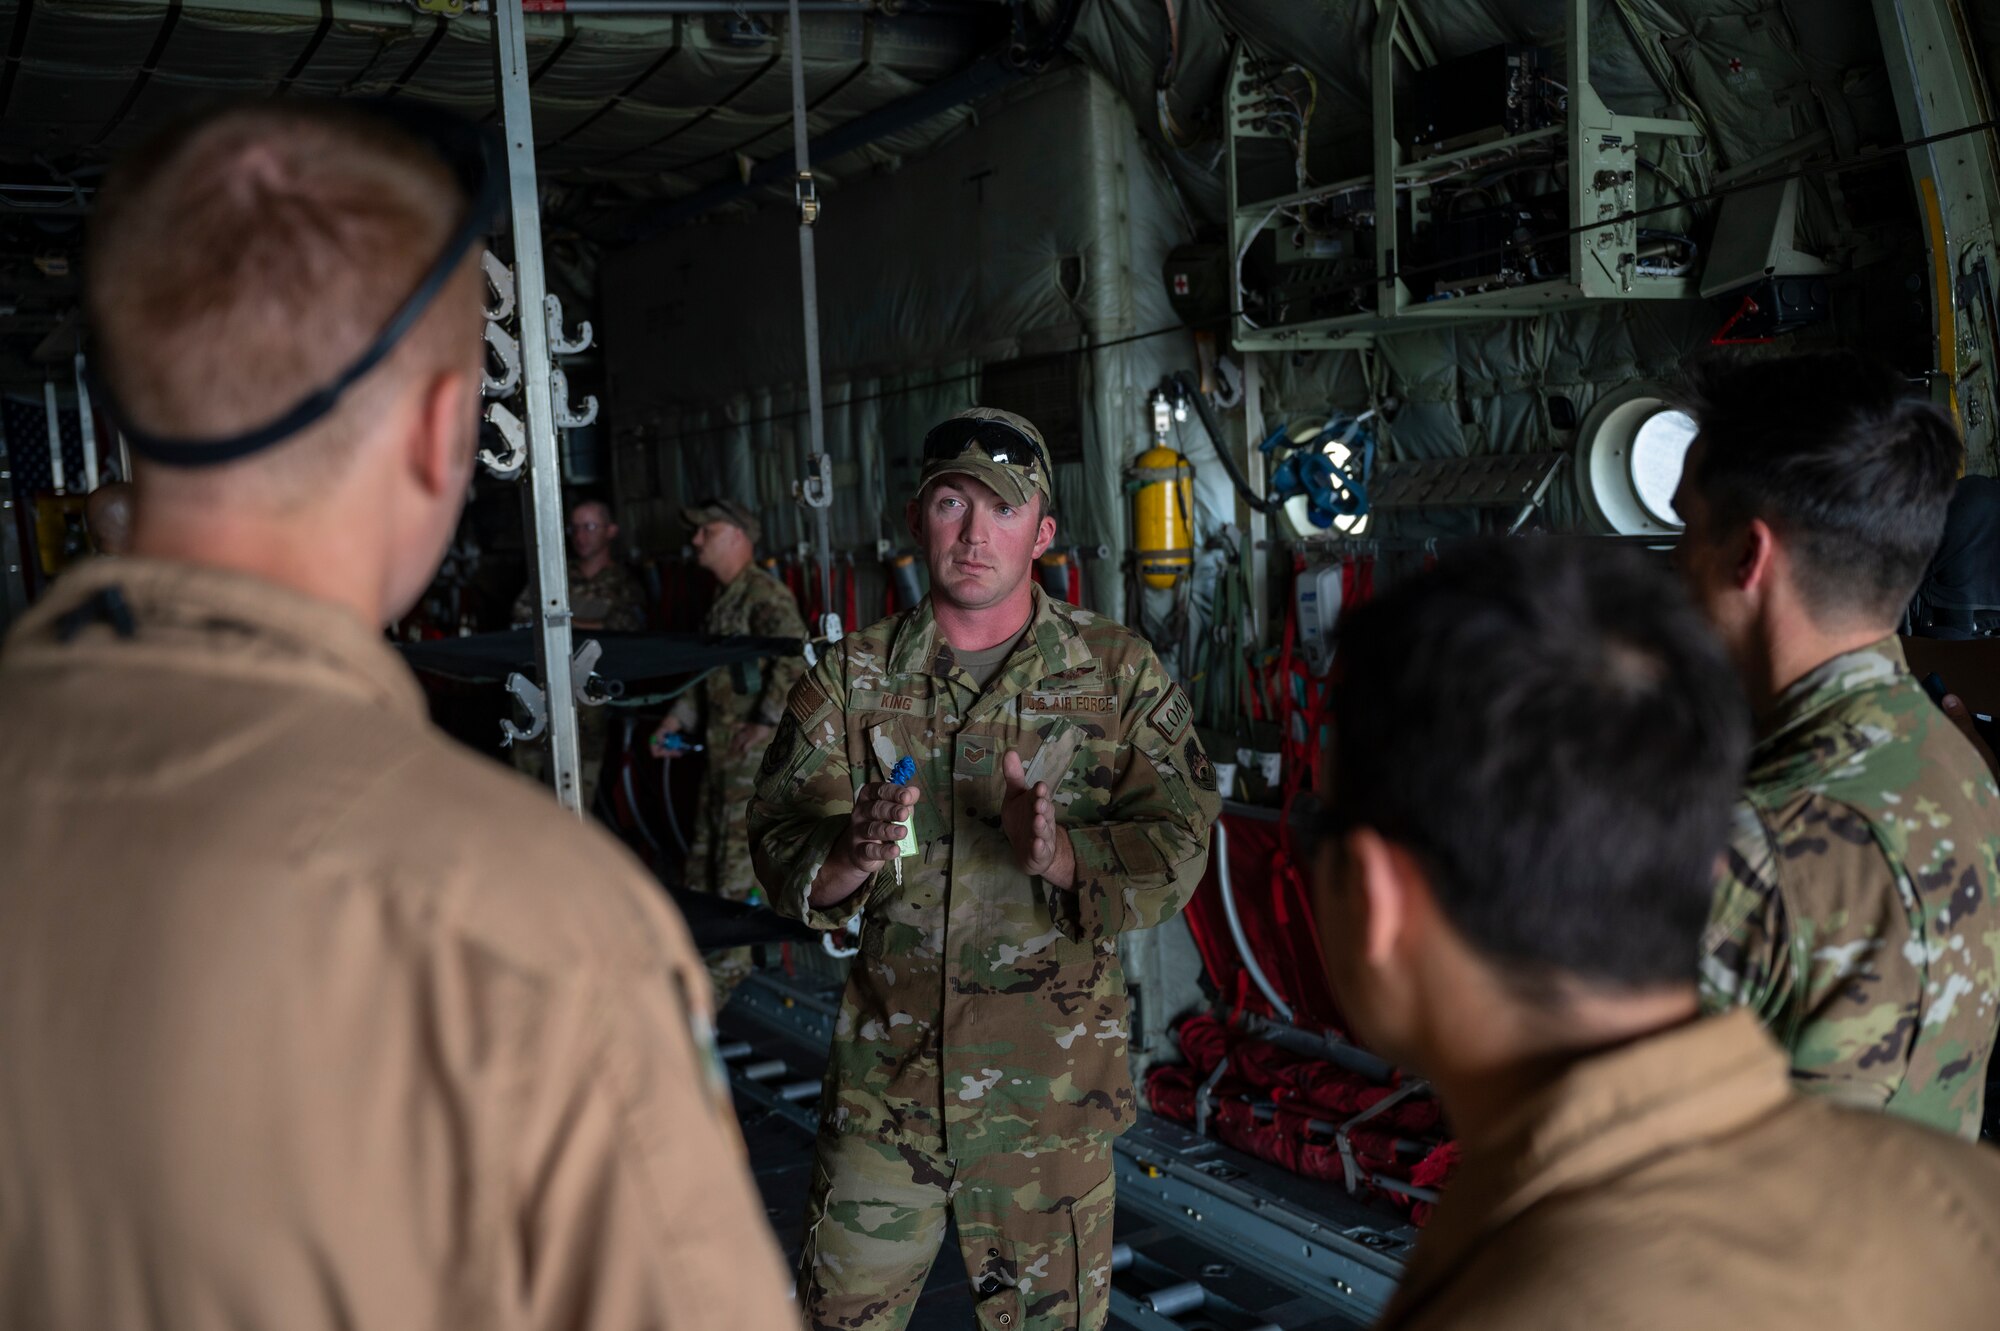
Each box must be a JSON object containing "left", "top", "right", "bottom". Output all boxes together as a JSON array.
[{"left": 85, "top": 101, "right": 485, "bottom": 507}]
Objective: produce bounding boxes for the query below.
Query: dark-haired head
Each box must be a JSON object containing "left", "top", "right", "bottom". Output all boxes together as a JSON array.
[
  {"left": 1311, "top": 539, "right": 1748, "bottom": 1068},
  {"left": 1669, "top": 353, "right": 1959, "bottom": 688}
]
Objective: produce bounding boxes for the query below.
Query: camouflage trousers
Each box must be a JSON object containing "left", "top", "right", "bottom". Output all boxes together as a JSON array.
[
  {"left": 798, "top": 1131, "right": 1116, "bottom": 1331},
  {"left": 512, "top": 702, "right": 612, "bottom": 815},
  {"left": 685, "top": 719, "right": 771, "bottom": 1006}
]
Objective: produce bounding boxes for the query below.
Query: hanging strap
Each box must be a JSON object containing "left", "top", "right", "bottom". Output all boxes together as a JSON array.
[{"left": 787, "top": 0, "right": 836, "bottom": 627}]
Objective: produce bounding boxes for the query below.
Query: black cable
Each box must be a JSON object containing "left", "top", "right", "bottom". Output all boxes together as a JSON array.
[
  {"left": 1172, "top": 370, "right": 1280, "bottom": 514},
  {"left": 1636, "top": 154, "right": 1704, "bottom": 221}
]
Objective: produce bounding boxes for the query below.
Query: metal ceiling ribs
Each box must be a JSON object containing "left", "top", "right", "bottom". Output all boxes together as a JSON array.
[
  {"left": 271, "top": 0, "right": 336, "bottom": 98},
  {"left": 595, "top": 49, "right": 783, "bottom": 167},
  {"left": 90, "top": 0, "right": 182, "bottom": 148},
  {"left": 674, "top": 15, "right": 874, "bottom": 178},
  {"left": 0, "top": 0, "right": 32, "bottom": 125},
  {"left": 544, "top": 14, "right": 683, "bottom": 148}
]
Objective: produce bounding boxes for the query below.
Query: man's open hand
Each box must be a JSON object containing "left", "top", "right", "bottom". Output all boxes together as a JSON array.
[
  {"left": 809, "top": 782, "right": 920, "bottom": 909},
  {"left": 1002, "top": 751, "right": 1075, "bottom": 887}
]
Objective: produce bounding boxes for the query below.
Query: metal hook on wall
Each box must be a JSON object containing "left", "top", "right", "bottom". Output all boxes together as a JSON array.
[
  {"left": 481, "top": 250, "right": 517, "bottom": 323},
  {"left": 545, "top": 292, "right": 593, "bottom": 357},
  {"left": 482, "top": 321, "right": 522, "bottom": 400},
  {"left": 550, "top": 365, "right": 599, "bottom": 429},
  {"left": 480, "top": 401, "right": 527, "bottom": 479}
]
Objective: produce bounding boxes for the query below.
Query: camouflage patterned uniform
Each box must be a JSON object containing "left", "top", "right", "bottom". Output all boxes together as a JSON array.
[
  {"left": 749, "top": 587, "right": 1221, "bottom": 1331},
  {"left": 511, "top": 558, "right": 646, "bottom": 813},
  {"left": 666, "top": 565, "right": 807, "bottom": 1000},
  {"left": 1699, "top": 637, "right": 2000, "bottom": 1138}
]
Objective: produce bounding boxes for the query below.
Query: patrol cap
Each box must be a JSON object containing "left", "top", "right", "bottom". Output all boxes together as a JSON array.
[
  {"left": 918, "top": 407, "right": 1055, "bottom": 511},
  {"left": 681, "top": 497, "right": 761, "bottom": 544}
]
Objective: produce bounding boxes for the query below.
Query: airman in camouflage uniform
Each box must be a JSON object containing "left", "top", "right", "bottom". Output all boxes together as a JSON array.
[
  {"left": 654, "top": 497, "right": 807, "bottom": 1003},
  {"left": 1671, "top": 352, "right": 2000, "bottom": 1140},
  {"left": 750, "top": 409, "right": 1221, "bottom": 1331},
  {"left": 1698, "top": 637, "right": 2000, "bottom": 1137},
  {"left": 511, "top": 499, "right": 647, "bottom": 813}
]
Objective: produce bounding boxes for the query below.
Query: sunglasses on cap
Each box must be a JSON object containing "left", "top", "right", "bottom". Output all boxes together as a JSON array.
[
  {"left": 93, "top": 102, "right": 506, "bottom": 469},
  {"left": 920, "top": 417, "right": 1051, "bottom": 478}
]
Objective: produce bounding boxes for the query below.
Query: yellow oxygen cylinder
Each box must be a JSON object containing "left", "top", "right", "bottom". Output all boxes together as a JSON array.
[{"left": 1132, "top": 445, "right": 1193, "bottom": 590}]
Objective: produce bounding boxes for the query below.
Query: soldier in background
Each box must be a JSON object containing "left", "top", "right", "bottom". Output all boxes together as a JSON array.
[
  {"left": 1310, "top": 537, "right": 2000, "bottom": 1331},
  {"left": 1671, "top": 351, "right": 2000, "bottom": 1138},
  {"left": 512, "top": 496, "right": 644, "bottom": 812},
  {"left": 650, "top": 497, "right": 805, "bottom": 1004},
  {"left": 749, "top": 408, "right": 1221, "bottom": 1331}
]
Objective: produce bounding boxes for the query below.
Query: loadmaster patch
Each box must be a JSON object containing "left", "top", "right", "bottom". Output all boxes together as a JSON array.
[{"left": 1148, "top": 684, "right": 1192, "bottom": 742}]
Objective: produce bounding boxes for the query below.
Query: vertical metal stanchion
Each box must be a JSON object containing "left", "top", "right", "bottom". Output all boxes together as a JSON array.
[
  {"left": 493, "top": 0, "right": 583, "bottom": 814},
  {"left": 43, "top": 380, "right": 65, "bottom": 494},
  {"left": 1241, "top": 352, "right": 1268, "bottom": 644},
  {"left": 74, "top": 352, "right": 100, "bottom": 493}
]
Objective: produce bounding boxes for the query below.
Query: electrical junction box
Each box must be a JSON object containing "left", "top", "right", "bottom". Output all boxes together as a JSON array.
[{"left": 1294, "top": 563, "right": 1345, "bottom": 676}]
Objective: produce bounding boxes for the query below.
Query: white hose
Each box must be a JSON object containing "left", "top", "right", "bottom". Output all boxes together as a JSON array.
[{"left": 1213, "top": 820, "right": 1295, "bottom": 1022}]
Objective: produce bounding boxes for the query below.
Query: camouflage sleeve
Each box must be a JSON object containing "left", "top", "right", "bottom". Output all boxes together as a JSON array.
[
  {"left": 747, "top": 586, "right": 809, "bottom": 729},
  {"left": 747, "top": 657, "right": 870, "bottom": 930},
  {"left": 1697, "top": 799, "right": 1792, "bottom": 1023},
  {"left": 604, "top": 568, "right": 646, "bottom": 632},
  {"left": 1050, "top": 654, "right": 1221, "bottom": 944},
  {"left": 1700, "top": 794, "right": 1927, "bottom": 1114}
]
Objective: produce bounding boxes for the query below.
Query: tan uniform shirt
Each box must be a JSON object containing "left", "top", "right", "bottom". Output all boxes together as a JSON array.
[
  {"left": 1380, "top": 1010, "right": 2000, "bottom": 1331},
  {"left": 0, "top": 559, "right": 792, "bottom": 1331}
]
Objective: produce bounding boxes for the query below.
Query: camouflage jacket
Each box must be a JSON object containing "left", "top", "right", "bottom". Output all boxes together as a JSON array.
[
  {"left": 748, "top": 588, "right": 1221, "bottom": 1159},
  {"left": 667, "top": 567, "right": 808, "bottom": 733},
  {"left": 1698, "top": 637, "right": 2000, "bottom": 1138},
  {"left": 512, "top": 558, "right": 646, "bottom": 632}
]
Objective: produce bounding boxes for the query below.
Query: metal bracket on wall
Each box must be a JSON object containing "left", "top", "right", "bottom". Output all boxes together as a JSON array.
[
  {"left": 480, "top": 402, "right": 527, "bottom": 479},
  {"left": 550, "top": 365, "right": 599, "bottom": 429},
  {"left": 499, "top": 670, "right": 546, "bottom": 747},
  {"left": 545, "top": 292, "right": 593, "bottom": 357},
  {"left": 481, "top": 249, "right": 516, "bottom": 323},
  {"left": 482, "top": 322, "right": 522, "bottom": 400},
  {"left": 794, "top": 449, "right": 835, "bottom": 509},
  {"left": 571, "top": 638, "right": 625, "bottom": 707}
]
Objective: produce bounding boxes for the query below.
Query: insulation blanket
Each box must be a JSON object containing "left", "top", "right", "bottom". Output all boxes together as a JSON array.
[{"left": 602, "top": 64, "right": 1230, "bottom": 619}]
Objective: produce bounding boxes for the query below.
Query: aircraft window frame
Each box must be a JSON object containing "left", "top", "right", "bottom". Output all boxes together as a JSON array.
[
  {"left": 1629, "top": 407, "right": 1697, "bottom": 527},
  {"left": 1575, "top": 383, "right": 1690, "bottom": 536}
]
